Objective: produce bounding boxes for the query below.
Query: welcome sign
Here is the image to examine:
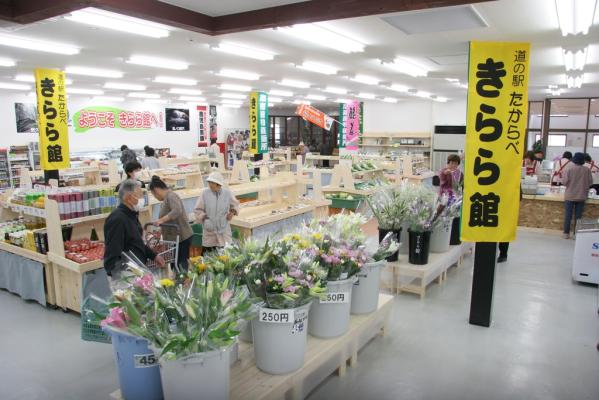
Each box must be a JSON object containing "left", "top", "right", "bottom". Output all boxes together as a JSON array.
[{"left": 73, "top": 106, "right": 164, "bottom": 132}]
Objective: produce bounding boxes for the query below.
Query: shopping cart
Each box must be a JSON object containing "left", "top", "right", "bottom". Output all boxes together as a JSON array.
[{"left": 143, "top": 222, "right": 181, "bottom": 275}]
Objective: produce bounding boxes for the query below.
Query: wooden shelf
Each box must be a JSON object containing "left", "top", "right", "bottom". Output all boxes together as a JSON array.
[
  {"left": 232, "top": 203, "right": 314, "bottom": 229},
  {"left": 305, "top": 155, "right": 340, "bottom": 161},
  {"left": 352, "top": 168, "right": 383, "bottom": 175},
  {"left": 48, "top": 252, "right": 102, "bottom": 274},
  {"left": 361, "top": 132, "right": 431, "bottom": 138},
  {"left": 0, "top": 241, "right": 48, "bottom": 263},
  {"left": 59, "top": 212, "right": 110, "bottom": 226},
  {"left": 230, "top": 179, "right": 297, "bottom": 197}
]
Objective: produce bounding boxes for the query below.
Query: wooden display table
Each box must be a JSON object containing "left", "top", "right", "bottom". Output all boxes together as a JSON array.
[
  {"left": 520, "top": 192, "right": 599, "bottom": 231},
  {"left": 383, "top": 243, "right": 473, "bottom": 299}
]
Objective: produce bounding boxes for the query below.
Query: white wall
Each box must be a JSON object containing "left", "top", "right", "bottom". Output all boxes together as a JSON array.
[{"left": 0, "top": 92, "right": 249, "bottom": 158}]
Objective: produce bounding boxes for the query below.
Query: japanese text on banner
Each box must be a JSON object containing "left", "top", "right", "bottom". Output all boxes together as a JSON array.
[
  {"left": 338, "top": 101, "right": 363, "bottom": 150},
  {"left": 249, "top": 91, "right": 269, "bottom": 154},
  {"left": 461, "top": 41, "right": 530, "bottom": 242},
  {"left": 35, "top": 68, "right": 70, "bottom": 170}
]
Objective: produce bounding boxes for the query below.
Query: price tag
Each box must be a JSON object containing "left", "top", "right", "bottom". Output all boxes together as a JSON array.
[
  {"left": 133, "top": 353, "right": 158, "bottom": 368},
  {"left": 259, "top": 308, "right": 294, "bottom": 324},
  {"left": 291, "top": 309, "right": 308, "bottom": 335},
  {"left": 320, "top": 292, "right": 350, "bottom": 304}
]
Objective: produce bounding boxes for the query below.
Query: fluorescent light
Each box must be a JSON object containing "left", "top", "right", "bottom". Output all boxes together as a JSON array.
[
  {"left": 445, "top": 78, "right": 460, "bottom": 83},
  {"left": 280, "top": 79, "right": 310, "bottom": 88},
  {"left": 293, "top": 100, "right": 311, "bottom": 105},
  {"left": 219, "top": 83, "right": 252, "bottom": 92},
  {"left": 128, "top": 92, "right": 161, "bottom": 99},
  {"left": 92, "top": 96, "right": 125, "bottom": 102},
  {"left": 27, "top": 92, "right": 36, "bottom": 97},
  {"left": 211, "top": 42, "right": 275, "bottom": 61},
  {"left": 382, "top": 97, "right": 398, "bottom": 103},
  {"left": 548, "top": 84, "right": 559, "bottom": 89},
  {"left": 566, "top": 73, "right": 584, "bottom": 88},
  {"left": 336, "top": 98, "right": 352, "bottom": 103},
  {"left": 269, "top": 89, "right": 293, "bottom": 97},
  {"left": 277, "top": 23, "right": 365, "bottom": 53},
  {"left": 221, "top": 99, "right": 243, "bottom": 105},
  {"left": 383, "top": 57, "right": 429, "bottom": 77},
  {"left": 459, "top": 83, "right": 468, "bottom": 89},
  {"left": 220, "top": 104, "right": 241, "bottom": 109},
  {"left": 220, "top": 92, "right": 246, "bottom": 99},
  {"left": 297, "top": 61, "right": 338, "bottom": 75},
  {"left": 0, "top": 82, "right": 30, "bottom": 90},
  {"left": 414, "top": 91, "right": 432, "bottom": 99},
  {"left": 179, "top": 96, "right": 206, "bottom": 102},
  {"left": 358, "top": 92, "right": 376, "bottom": 99},
  {"left": 0, "top": 57, "right": 15, "bottom": 67},
  {"left": 66, "top": 66, "right": 123, "bottom": 78},
  {"left": 352, "top": 74, "right": 380, "bottom": 85},
  {"left": 389, "top": 84, "right": 409, "bottom": 92},
  {"left": 306, "top": 94, "right": 326, "bottom": 101},
  {"left": 563, "top": 47, "right": 587, "bottom": 71},
  {"left": 323, "top": 86, "right": 347, "bottom": 94},
  {"left": 145, "top": 99, "right": 168, "bottom": 104},
  {"left": 0, "top": 33, "right": 80, "bottom": 55},
  {"left": 66, "top": 8, "right": 170, "bottom": 38},
  {"left": 217, "top": 68, "right": 260, "bottom": 81},
  {"left": 68, "top": 88, "right": 104, "bottom": 95},
  {"left": 269, "top": 97, "right": 282, "bottom": 103},
  {"left": 15, "top": 74, "right": 73, "bottom": 85},
  {"left": 154, "top": 76, "right": 197, "bottom": 86},
  {"left": 127, "top": 55, "right": 188, "bottom": 70},
  {"left": 434, "top": 96, "right": 448, "bottom": 103},
  {"left": 169, "top": 88, "right": 202, "bottom": 95},
  {"left": 103, "top": 82, "right": 145, "bottom": 91},
  {"left": 555, "top": 0, "right": 597, "bottom": 36}
]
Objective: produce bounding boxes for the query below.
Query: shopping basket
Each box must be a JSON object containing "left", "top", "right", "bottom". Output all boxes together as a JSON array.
[
  {"left": 81, "top": 295, "right": 111, "bottom": 344},
  {"left": 143, "top": 222, "right": 181, "bottom": 274}
]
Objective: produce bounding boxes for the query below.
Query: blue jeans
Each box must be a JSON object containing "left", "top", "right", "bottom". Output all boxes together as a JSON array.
[{"left": 563, "top": 201, "right": 584, "bottom": 234}]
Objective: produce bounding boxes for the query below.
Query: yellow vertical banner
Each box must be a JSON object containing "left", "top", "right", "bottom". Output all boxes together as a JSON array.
[
  {"left": 249, "top": 91, "right": 259, "bottom": 155},
  {"left": 35, "top": 68, "right": 70, "bottom": 170},
  {"left": 461, "top": 41, "right": 530, "bottom": 242}
]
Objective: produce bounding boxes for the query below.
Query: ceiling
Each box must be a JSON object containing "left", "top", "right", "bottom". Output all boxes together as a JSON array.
[
  {"left": 157, "top": 0, "right": 309, "bottom": 17},
  {"left": 0, "top": 0, "right": 597, "bottom": 109}
]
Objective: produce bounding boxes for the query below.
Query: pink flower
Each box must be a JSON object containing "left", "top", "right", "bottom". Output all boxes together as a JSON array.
[
  {"left": 289, "top": 268, "right": 302, "bottom": 278},
  {"left": 274, "top": 275, "right": 285, "bottom": 284},
  {"left": 220, "top": 289, "right": 233, "bottom": 305},
  {"left": 133, "top": 274, "right": 154, "bottom": 294},
  {"left": 284, "top": 285, "right": 298, "bottom": 293},
  {"left": 101, "top": 307, "right": 127, "bottom": 329}
]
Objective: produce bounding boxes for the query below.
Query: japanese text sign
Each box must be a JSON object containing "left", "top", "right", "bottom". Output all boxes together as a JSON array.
[
  {"left": 35, "top": 68, "right": 70, "bottom": 170},
  {"left": 249, "top": 91, "right": 269, "bottom": 154},
  {"left": 73, "top": 107, "right": 163, "bottom": 132},
  {"left": 295, "top": 104, "right": 334, "bottom": 130},
  {"left": 338, "top": 101, "right": 363, "bottom": 150},
  {"left": 461, "top": 41, "right": 530, "bottom": 242}
]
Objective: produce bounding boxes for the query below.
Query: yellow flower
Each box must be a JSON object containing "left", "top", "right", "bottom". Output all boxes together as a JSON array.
[
  {"left": 217, "top": 255, "right": 229, "bottom": 263},
  {"left": 311, "top": 233, "right": 323, "bottom": 240},
  {"left": 196, "top": 263, "right": 207, "bottom": 273},
  {"left": 159, "top": 278, "right": 175, "bottom": 288},
  {"left": 299, "top": 240, "right": 310, "bottom": 249},
  {"left": 292, "top": 234, "right": 301, "bottom": 241},
  {"left": 189, "top": 256, "right": 202, "bottom": 264}
]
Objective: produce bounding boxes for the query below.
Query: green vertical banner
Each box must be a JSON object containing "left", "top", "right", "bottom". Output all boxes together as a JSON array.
[
  {"left": 338, "top": 103, "right": 345, "bottom": 148},
  {"left": 249, "top": 91, "right": 269, "bottom": 154}
]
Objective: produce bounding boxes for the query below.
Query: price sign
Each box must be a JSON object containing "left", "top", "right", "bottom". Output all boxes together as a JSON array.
[
  {"left": 259, "top": 308, "right": 294, "bottom": 324},
  {"left": 134, "top": 353, "right": 157, "bottom": 368},
  {"left": 320, "top": 292, "right": 350, "bottom": 304},
  {"left": 291, "top": 309, "right": 309, "bottom": 335}
]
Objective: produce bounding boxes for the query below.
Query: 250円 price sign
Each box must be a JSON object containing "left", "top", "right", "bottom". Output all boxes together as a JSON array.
[
  {"left": 34, "top": 68, "right": 70, "bottom": 170},
  {"left": 461, "top": 42, "right": 530, "bottom": 243}
]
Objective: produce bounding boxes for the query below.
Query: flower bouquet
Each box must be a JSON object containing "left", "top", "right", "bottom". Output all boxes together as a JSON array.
[
  {"left": 401, "top": 184, "right": 442, "bottom": 264},
  {"left": 364, "top": 187, "right": 406, "bottom": 260}
]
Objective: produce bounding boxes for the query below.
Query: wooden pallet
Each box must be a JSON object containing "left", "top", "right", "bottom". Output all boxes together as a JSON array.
[{"left": 111, "top": 294, "right": 393, "bottom": 400}]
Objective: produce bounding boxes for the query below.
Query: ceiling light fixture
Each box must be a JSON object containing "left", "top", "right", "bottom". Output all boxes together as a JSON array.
[
  {"left": 383, "top": 57, "right": 429, "bottom": 77},
  {"left": 0, "top": 82, "right": 31, "bottom": 90},
  {"left": 280, "top": 79, "right": 311, "bottom": 88},
  {"left": 128, "top": 92, "right": 161, "bottom": 99},
  {"left": 445, "top": 78, "right": 460, "bottom": 83},
  {"left": 269, "top": 89, "right": 293, "bottom": 97},
  {"left": 414, "top": 91, "right": 432, "bottom": 99},
  {"left": 219, "top": 92, "right": 246, "bottom": 99},
  {"left": 323, "top": 86, "right": 347, "bottom": 94},
  {"left": 104, "top": 82, "right": 146, "bottom": 91},
  {"left": 335, "top": 98, "right": 353, "bottom": 103},
  {"left": 127, "top": 55, "right": 188, "bottom": 70},
  {"left": 68, "top": 88, "right": 104, "bottom": 95},
  {"left": 0, "top": 57, "right": 16, "bottom": 67},
  {"left": 297, "top": 61, "right": 338, "bottom": 75},
  {"left": 219, "top": 83, "right": 252, "bottom": 92},
  {"left": 566, "top": 73, "right": 584, "bottom": 88},
  {"left": 358, "top": 92, "right": 376, "bottom": 99},
  {"left": 306, "top": 94, "right": 326, "bottom": 101},
  {"left": 154, "top": 76, "right": 197, "bottom": 86},
  {"left": 562, "top": 46, "right": 588, "bottom": 71},
  {"left": 179, "top": 96, "right": 206, "bottom": 102},
  {"left": 382, "top": 97, "right": 398, "bottom": 103},
  {"left": 433, "top": 96, "right": 449, "bottom": 102},
  {"left": 15, "top": 74, "right": 73, "bottom": 85},
  {"left": 221, "top": 99, "right": 243, "bottom": 105},
  {"left": 0, "top": 33, "right": 80, "bottom": 55},
  {"left": 169, "top": 88, "right": 202, "bottom": 95},
  {"left": 211, "top": 42, "right": 275, "bottom": 61},
  {"left": 555, "top": 0, "right": 598, "bottom": 36},
  {"left": 277, "top": 23, "right": 365, "bottom": 53},
  {"left": 66, "top": 66, "right": 123, "bottom": 78},
  {"left": 217, "top": 68, "right": 260, "bottom": 81},
  {"left": 351, "top": 74, "right": 380, "bottom": 85},
  {"left": 144, "top": 99, "right": 168, "bottom": 104},
  {"left": 220, "top": 104, "right": 242, "bottom": 109},
  {"left": 389, "top": 84, "right": 409, "bottom": 93},
  {"left": 91, "top": 96, "right": 125, "bottom": 102},
  {"left": 65, "top": 8, "right": 170, "bottom": 38}
]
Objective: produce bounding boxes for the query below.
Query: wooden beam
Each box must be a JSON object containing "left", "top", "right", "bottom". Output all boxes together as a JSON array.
[{"left": 9, "top": 0, "right": 89, "bottom": 23}]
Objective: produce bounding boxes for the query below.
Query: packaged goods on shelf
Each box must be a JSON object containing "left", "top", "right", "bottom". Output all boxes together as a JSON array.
[{"left": 64, "top": 238, "right": 105, "bottom": 264}]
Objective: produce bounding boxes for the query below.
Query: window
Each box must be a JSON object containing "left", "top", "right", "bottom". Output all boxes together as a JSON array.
[
  {"left": 593, "top": 134, "right": 599, "bottom": 148},
  {"left": 547, "top": 134, "right": 567, "bottom": 147},
  {"left": 535, "top": 133, "right": 541, "bottom": 142}
]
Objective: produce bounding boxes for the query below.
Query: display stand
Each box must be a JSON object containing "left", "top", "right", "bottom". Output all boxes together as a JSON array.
[
  {"left": 296, "top": 168, "right": 332, "bottom": 219},
  {"left": 400, "top": 155, "right": 434, "bottom": 184},
  {"left": 322, "top": 164, "right": 384, "bottom": 197},
  {"left": 19, "top": 160, "right": 120, "bottom": 187},
  {"left": 359, "top": 132, "right": 431, "bottom": 156},
  {"left": 229, "top": 159, "right": 252, "bottom": 185}
]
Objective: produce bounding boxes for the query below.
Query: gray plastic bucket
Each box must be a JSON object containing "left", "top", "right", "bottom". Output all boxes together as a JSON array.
[
  {"left": 430, "top": 220, "right": 451, "bottom": 253},
  {"left": 309, "top": 277, "right": 357, "bottom": 338},
  {"left": 158, "top": 346, "right": 231, "bottom": 400},
  {"left": 351, "top": 261, "right": 385, "bottom": 315},
  {"left": 239, "top": 319, "right": 253, "bottom": 343},
  {"left": 398, "top": 222, "right": 410, "bottom": 255},
  {"left": 252, "top": 302, "right": 311, "bottom": 375},
  {"left": 229, "top": 341, "right": 239, "bottom": 366}
]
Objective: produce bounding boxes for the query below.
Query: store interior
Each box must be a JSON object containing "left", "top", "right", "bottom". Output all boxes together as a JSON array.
[{"left": 0, "top": 0, "right": 598, "bottom": 399}]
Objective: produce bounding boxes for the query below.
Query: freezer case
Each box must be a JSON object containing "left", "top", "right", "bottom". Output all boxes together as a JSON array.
[{"left": 572, "top": 219, "right": 599, "bottom": 284}]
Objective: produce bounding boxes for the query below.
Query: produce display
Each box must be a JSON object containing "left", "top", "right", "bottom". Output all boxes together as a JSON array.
[
  {"left": 351, "top": 161, "right": 378, "bottom": 172},
  {"left": 64, "top": 238, "right": 105, "bottom": 264},
  {"left": 325, "top": 193, "right": 361, "bottom": 201},
  {"left": 354, "top": 177, "right": 390, "bottom": 191}
]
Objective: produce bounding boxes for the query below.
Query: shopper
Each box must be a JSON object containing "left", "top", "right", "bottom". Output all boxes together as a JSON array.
[
  {"left": 438, "top": 154, "right": 463, "bottom": 198},
  {"left": 583, "top": 153, "right": 599, "bottom": 184},
  {"left": 103, "top": 179, "right": 165, "bottom": 290},
  {"left": 523, "top": 151, "right": 540, "bottom": 176},
  {"left": 298, "top": 141, "right": 308, "bottom": 164},
  {"left": 149, "top": 175, "right": 193, "bottom": 271},
  {"left": 116, "top": 161, "right": 146, "bottom": 192},
  {"left": 120, "top": 145, "right": 137, "bottom": 166},
  {"left": 208, "top": 138, "right": 220, "bottom": 167},
  {"left": 562, "top": 152, "right": 593, "bottom": 239},
  {"left": 194, "top": 171, "right": 239, "bottom": 253},
  {"left": 141, "top": 147, "right": 160, "bottom": 170},
  {"left": 550, "top": 151, "right": 572, "bottom": 186}
]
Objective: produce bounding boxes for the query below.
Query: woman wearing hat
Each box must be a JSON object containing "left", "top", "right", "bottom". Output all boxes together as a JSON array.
[
  {"left": 562, "top": 152, "right": 593, "bottom": 239},
  {"left": 194, "top": 171, "right": 240, "bottom": 253}
]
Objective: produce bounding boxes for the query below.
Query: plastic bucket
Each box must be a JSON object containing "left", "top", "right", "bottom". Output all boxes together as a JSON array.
[
  {"left": 239, "top": 319, "right": 253, "bottom": 343},
  {"left": 309, "top": 277, "right": 357, "bottom": 338},
  {"left": 229, "top": 341, "right": 239, "bottom": 366},
  {"left": 408, "top": 230, "right": 432, "bottom": 265},
  {"left": 158, "top": 346, "right": 231, "bottom": 400},
  {"left": 103, "top": 327, "right": 163, "bottom": 400},
  {"left": 398, "top": 222, "right": 410, "bottom": 255},
  {"left": 351, "top": 261, "right": 385, "bottom": 315},
  {"left": 430, "top": 220, "right": 451, "bottom": 253},
  {"left": 450, "top": 217, "right": 461, "bottom": 245},
  {"left": 378, "top": 229, "right": 401, "bottom": 262},
  {"left": 253, "top": 302, "right": 311, "bottom": 375}
]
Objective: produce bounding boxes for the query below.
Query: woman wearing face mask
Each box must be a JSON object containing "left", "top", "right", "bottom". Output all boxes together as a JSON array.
[
  {"left": 149, "top": 176, "right": 193, "bottom": 271},
  {"left": 115, "top": 161, "right": 146, "bottom": 192}
]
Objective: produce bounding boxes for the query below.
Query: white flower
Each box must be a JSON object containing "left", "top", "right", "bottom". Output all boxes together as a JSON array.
[{"left": 255, "top": 279, "right": 262, "bottom": 285}]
